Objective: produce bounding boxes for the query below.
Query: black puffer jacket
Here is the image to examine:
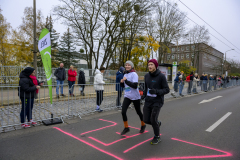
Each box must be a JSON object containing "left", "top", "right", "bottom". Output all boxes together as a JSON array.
[
  {"left": 78, "top": 70, "right": 86, "bottom": 84},
  {"left": 54, "top": 67, "right": 66, "bottom": 81},
  {"left": 18, "top": 72, "right": 38, "bottom": 99}
]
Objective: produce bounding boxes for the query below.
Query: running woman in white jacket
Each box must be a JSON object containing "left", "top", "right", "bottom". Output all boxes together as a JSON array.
[{"left": 120, "top": 61, "right": 146, "bottom": 135}]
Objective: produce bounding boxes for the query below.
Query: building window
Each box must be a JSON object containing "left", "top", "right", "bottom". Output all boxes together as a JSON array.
[
  {"left": 191, "top": 53, "right": 194, "bottom": 58},
  {"left": 181, "top": 47, "right": 184, "bottom": 51},
  {"left": 177, "top": 54, "right": 180, "bottom": 59},
  {"left": 172, "top": 48, "right": 175, "bottom": 52},
  {"left": 186, "top": 53, "right": 189, "bottom": 58},
  {"left": 167, "top": 55, "right": 170, "bottom": 60},
  {"left": 172, "top": 54, "right": 175, "bottom": 59},
  {"left": 186, "top": 46, "right": 189, "bottom": 50},
  {"left": 191, "top": 45, "right": 195, "bottom": 50},
  {"left": 181, "top": 54, "right": 184, "bottom": 59},
  {"left": 177, "top": 48, "right": 180, "bottom": 52},
  {"left": 191, "top": 62, "right": 193, "bottom": 66}
]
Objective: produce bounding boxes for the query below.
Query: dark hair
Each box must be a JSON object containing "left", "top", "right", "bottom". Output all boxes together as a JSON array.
[{"left": 100, "top": 67, "right": 106, "bottom": 71}]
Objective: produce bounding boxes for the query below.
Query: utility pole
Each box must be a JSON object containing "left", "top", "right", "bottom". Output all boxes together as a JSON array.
[
  {"left": 224, "top": 49, "right": 234, "bottom": 76},
  {"left": 33, "top": 0, "right": 37, "bottom": 76}
]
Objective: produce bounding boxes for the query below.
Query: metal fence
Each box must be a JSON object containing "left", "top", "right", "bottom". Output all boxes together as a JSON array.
[
  {"left": 0, "top": 66, "right": 147, "bottom": 85},
  {"left": 0, "top": 80, "right": 239, "bottom": 132}
]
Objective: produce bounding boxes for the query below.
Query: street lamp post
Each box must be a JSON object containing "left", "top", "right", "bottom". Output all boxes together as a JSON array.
[{"left": 224, "top": 49, "right": 234, "bottom": 76}]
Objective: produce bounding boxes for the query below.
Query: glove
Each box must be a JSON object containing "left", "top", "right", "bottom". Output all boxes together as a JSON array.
[{"left": 149, "top": 89, "right": 157, "bottom": 94}]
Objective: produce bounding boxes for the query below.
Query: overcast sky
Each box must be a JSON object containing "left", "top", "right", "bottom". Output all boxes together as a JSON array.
[{"left": 1, "top": 0, "right": 240, "bottom": 61}]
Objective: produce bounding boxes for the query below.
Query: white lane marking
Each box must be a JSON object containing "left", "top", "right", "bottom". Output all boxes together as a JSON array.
[
  {"left": 199, "top": 96, "right": 222, "bottom": 104},
  {"left": 206, "top": 112, "right": 232, "bottom": 132}
]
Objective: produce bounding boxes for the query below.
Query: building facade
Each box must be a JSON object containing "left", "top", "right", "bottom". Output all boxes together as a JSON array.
[{"left": 165, "top": 43, "right": 224, "bottom": 76}]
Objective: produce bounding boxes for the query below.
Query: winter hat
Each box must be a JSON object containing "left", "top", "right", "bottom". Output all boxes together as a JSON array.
[
  {"left": 148, "top": 59, "right": 158, "bottom": 69},
  {"left": 119, "top": 66, "right": 125, "bottom": 73},
  {"left": 80, "top": 68, "right": 84, "bottom": 71},
  {"left": 23, "top": 67, "right": 35, "bottom": 76},
  {"left": 125, "top": 61, "right": 134, "bottom": 68}
]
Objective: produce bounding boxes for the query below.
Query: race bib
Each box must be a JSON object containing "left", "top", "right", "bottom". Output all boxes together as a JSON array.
[
  {"left": 125, "top": 87, "right": 131, "bottom": 93},
  {"left": 147, "top": 88, "right": 157, "bottom": 97}
]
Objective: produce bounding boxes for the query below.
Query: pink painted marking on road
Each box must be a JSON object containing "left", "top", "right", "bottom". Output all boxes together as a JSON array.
[
  {"left": 123, "top": 134, "right": 162, "bottom": 153},
  {"left": 144, "top": 138, "right": 232, "bottom": 160},
  {"left": 53, "top": 127, "right": 124, "bottom": 160},
  {"left": 80, "top": 119, "right": 117, "bottom": 135},
  {"left": 87, "top": 121, "right": 149, "bottom": 146},
  {"left": 123, "top": 137, "right": 153, "bottom": 153},
  {"left": 89, "top": 132, "right": 146, "bottom": 146}
]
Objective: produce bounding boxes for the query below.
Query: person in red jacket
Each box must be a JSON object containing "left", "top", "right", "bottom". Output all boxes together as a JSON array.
[{"left": 68, "top": 65, "right": 77, "bottom": 96}]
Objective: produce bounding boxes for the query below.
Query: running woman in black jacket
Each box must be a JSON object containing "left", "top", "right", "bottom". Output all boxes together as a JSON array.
[{"left": 142, "top": 59, "right": 170, "bottom": 145}]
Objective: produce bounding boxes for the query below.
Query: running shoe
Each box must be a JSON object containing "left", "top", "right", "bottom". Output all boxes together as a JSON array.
[
  {"left": 121, "top": 128, "right": 130, "bottom": 135},
  {"left": 139, "top": 125, "right": 146, "bottom": 133},
  {"left": 150, "top": 136, "right": 161, "bottom": 145}
]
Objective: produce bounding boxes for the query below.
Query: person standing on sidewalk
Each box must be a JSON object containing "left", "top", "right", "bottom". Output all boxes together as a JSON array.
[
  {"left": 180, "top": 71, "right": 186, "bottom": 96},
  {"left": 178, "top": 75, "right": 184, "bottom": 97},
  {"left": 94, "top": 67, "right": 106, "bottom": 112},
  {"left": 192, "top": 73, "right": 200, "bottom": 94},
  {"left": 187, "top": 72, "right": 194, "bottom": 95},
  {"left": 54, "top": 63, "right": 66, "bottom": 98},
  {"left": 141, "top": 59, "right": 170, "bottom": 145},
  {"left": 171, "top": 72, "right": 180, "bottom": 97},
  {"left": 78, "top": 68, "right": 86, "bottom": 96},
  {"left": 68, "top": 65, "right": 77, "bottom": 96},
  {"left": 116, "top": 66, "right": 125, "bottom": 109},
  {"left": 120, "top": 61, "right": 146, "bottom": 135},
  {"left": 19, "top": 67, "right": 43, "bottom": 128}
]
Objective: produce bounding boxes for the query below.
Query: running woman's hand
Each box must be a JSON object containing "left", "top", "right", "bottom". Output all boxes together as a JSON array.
[{"left": 149, "top": 89, "right": 157, "bottom": 94}]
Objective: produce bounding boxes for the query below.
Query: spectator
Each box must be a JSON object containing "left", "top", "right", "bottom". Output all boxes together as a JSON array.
[
  {"left": 213, "top": 75, "right": 217, "bottom": 90},
  {"left": 187, "top": 72, "right": 194, "bottom": 95},
  {"left": 203, "top": 74, "right": 208, "bottom": 92},
  {"left": 54, "top": 63, "right": 66, "bottom": 98},
  {"left": 217, "top": 76, "right": 221, "bottom": 88},
  {"left": 208, "top": 75, "right": 214, "bottom": 91},
  {"left": 171, "top": 72, "right": 181, "bottom": 97},
  {"left": 179, "top": 75, "right": 184, "bottom": 97},
  {"left": 192, "top": 73, "right": 200, "bottom": 94},
  {"left": 19, "top": 67, "right": 43, "bottom": 128},
  {"left": 116, "top": 66, "right": 125, "bottom": 109},
  {"left": 200, "top": 73, "right": 204, "bottom": 91},
  {"left": 180, "top": 71, "right": 186, "bottom": 95},
  {"left": 78, "top": 68, "right": 86, "bottom": 96},
  {"left": 94, "top": 67, "right": 106, "bottom": 112},
  {"left": 236, "top": 76, "right": 239, "bottom": 85},
  {"left": 68, "top": 65, "right": 77, "bottom": 96}
]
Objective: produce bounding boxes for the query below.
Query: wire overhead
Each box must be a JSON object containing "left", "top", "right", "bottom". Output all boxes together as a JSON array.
[
  {"left": 161, "top": 0, "right": 240, "bottom": 54},
  {"left": 178, "top": 0, "right": 240, "bottom": 53}
]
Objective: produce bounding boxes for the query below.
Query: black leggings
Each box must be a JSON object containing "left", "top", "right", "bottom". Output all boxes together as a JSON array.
[
  {"left": 96, "top": 90, "right": 104, "bottom": 106},
  {"left": 143, "top": 105, "right": 162, "bottom": 136},
  {"left": 121, "top": 97, "right": 143, "bottom": 122}
]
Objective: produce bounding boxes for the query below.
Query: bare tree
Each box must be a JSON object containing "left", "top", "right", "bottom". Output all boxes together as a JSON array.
[{"left": 155, "top": 1, "right": 188, "bottom": 63}]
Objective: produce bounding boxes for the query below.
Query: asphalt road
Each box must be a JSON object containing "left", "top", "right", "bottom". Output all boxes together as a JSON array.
[{"left": 0, "top": 86, "right": 239, "bottom": 160}]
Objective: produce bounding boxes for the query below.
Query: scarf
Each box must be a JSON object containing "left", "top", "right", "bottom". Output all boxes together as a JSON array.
[{"left": 29, "top": 75, "right": 38, "bottom": 94}]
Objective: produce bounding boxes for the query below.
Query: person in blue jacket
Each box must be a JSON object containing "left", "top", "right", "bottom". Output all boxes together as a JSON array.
[{"left": 116, "top": 67, "right": 125, "bottom": 109}]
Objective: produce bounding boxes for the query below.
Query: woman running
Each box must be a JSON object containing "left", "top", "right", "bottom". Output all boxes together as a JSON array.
[{"left": 120, "top": 61, "right": 146, "bottom": 135}]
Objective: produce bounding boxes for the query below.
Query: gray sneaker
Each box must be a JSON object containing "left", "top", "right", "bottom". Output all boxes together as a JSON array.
[{"left": 150, "top": 136, "right": 161, "bottom": 145}]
